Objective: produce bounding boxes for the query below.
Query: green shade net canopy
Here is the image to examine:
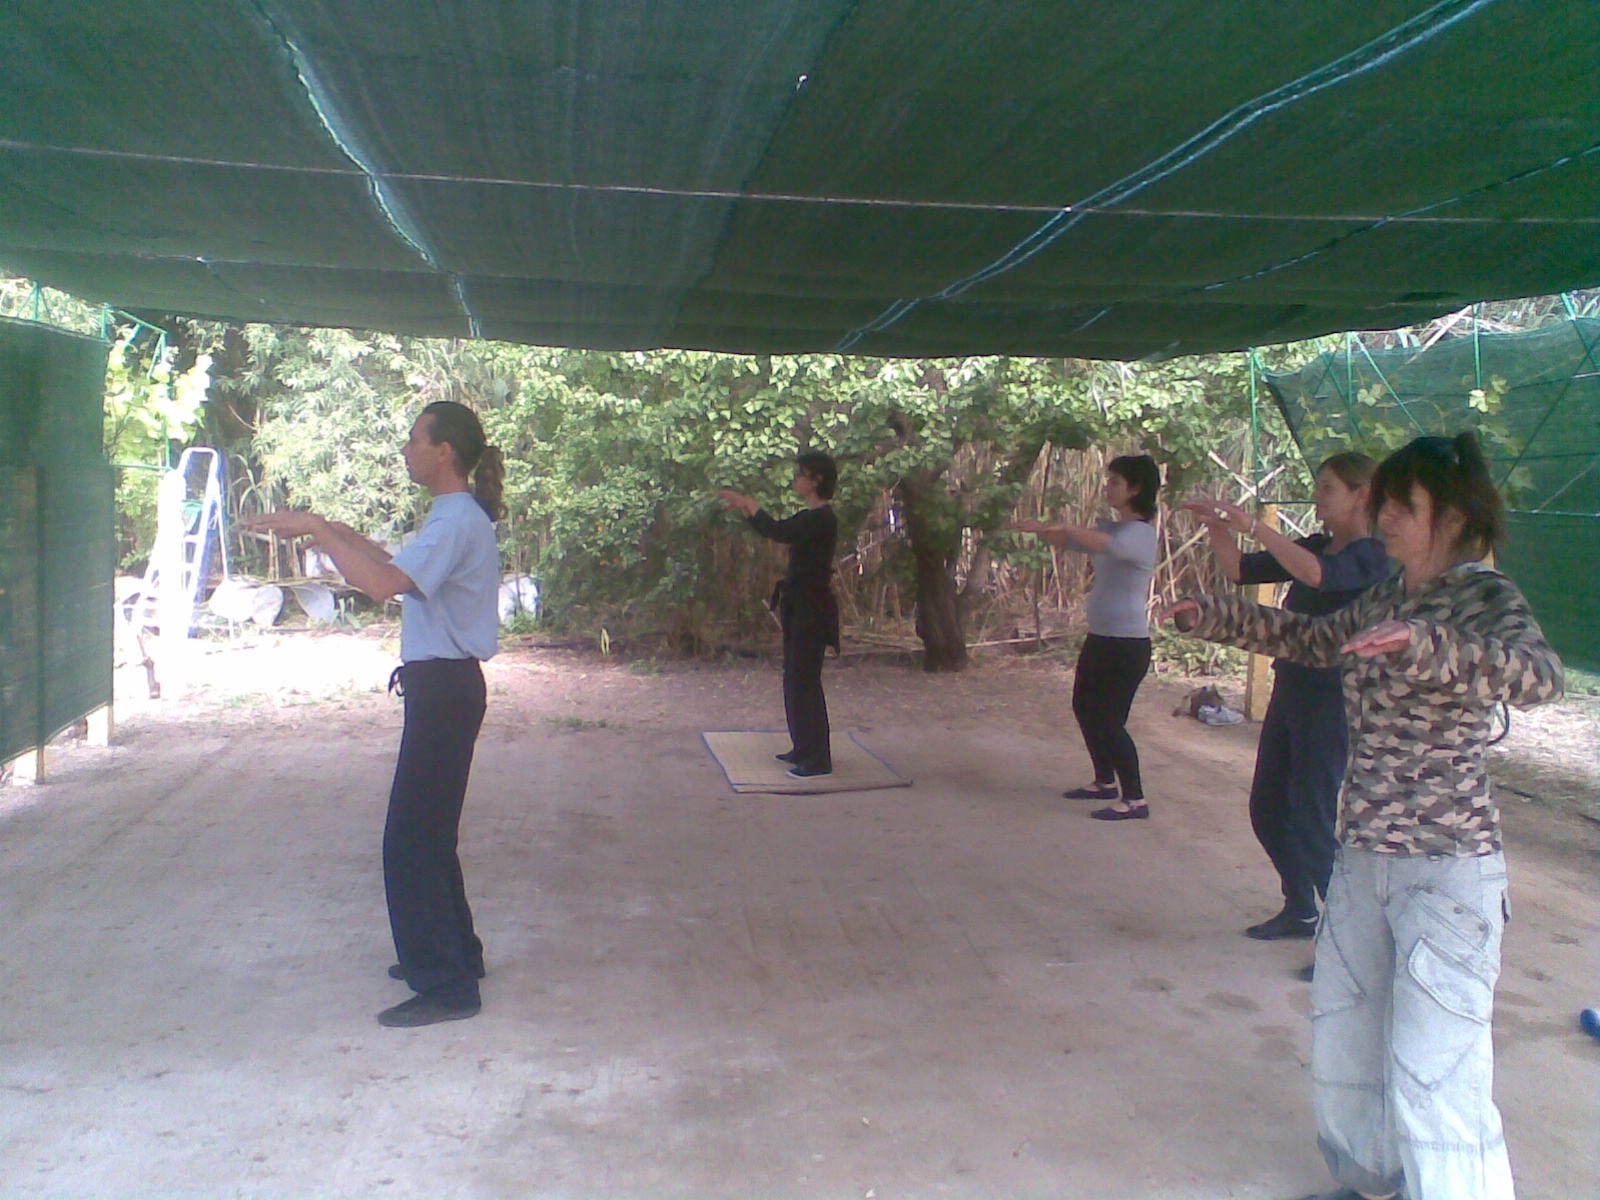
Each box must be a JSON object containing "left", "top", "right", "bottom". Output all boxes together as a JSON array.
[
  {"left": 3, "top": 0, "right": 1598, "bottom": 359},
  {"left": 1264, "top": 316, "right": 1600, "bottom": 670}
]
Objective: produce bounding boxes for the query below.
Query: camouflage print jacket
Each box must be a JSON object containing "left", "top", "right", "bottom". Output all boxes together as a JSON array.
[{"left": 1189, "top": 562, "right": 1565, "bottom": 857}]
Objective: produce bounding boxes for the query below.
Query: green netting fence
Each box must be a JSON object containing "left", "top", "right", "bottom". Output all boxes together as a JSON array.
[
  {"left": 1263, "top": 314, "right": 1600, "bottom": 674},
  {"left": 0, "top": 318, "right": 114, "bottom": 761}
]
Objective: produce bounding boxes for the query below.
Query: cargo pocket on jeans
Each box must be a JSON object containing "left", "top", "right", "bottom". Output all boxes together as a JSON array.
[
  {"left": 1408, "top": 880, "right": 1497, "bottom": 955},
  {"left": 1395, "top": 936, "right": 1494, "bottom": 1090}
]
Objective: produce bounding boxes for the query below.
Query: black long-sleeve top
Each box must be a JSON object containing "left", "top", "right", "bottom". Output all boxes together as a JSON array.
[
  {"left": 748, "top": 504, "right": 837, "bottom": 586},
  {"left": 748, "top": 504, "right": 839, "bottom": 647}
]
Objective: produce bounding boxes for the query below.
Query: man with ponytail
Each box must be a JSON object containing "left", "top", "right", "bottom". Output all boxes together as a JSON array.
[{"left": 249, "top": 400, "right": 504, "bottom": 1027}]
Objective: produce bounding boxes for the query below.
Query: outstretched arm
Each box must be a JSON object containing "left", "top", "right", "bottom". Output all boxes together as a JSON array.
[
  {"left": 1159, "top": 589, "right": 1367, "bottom": 668},
  {"left": 1006, "top": 518, "right": 1111, "bottom": 554},
  {"left": 245, "top": 511, "right": 415, "bottom": 604},
  {"left": 1177, "top": 499, "right": 1243, "bottom": 582},
  {"left": 716, "top": 488, "right": 760, "bottom": 518},
  {"left": 319, "top": 519, "right": 393, "bottom": 567},
  {"left": 1181, "top": 497, "right": 1322, "bottom": 587}
]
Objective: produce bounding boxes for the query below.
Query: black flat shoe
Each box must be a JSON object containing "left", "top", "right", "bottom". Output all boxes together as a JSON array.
[
  {"left": 1245, "top": 911, "right": 1318, "bottom": 941},
  {"left": 775, "top": 750, "right": 799, "bottom": 763},
  {"left": 1089, "top": 801, "right": 1149, "bottom": 820},
  {"left": 786, "top": 763, "right": 832, "bottom": 778},
  {"left": 377, "top": 994, "right": 481, "bottom": 1028}
]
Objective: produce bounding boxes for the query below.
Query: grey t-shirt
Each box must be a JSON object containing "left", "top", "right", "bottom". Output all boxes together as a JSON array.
[
  {"left": 391, "top": 492, "right": 500, "bottom": 662},
  {"left": 1072, "top": 517, "right": 1157, "bottom": 638}
]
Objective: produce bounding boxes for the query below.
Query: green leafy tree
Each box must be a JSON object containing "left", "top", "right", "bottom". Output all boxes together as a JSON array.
[
  {"left": 810, "top": 356, "right": 1083, "bottom": 670},
  {"left": 103, "top": 330, "right": 213, "bottom": 568},
  {"left": 238, "top": 327, "right": 426, "bottom": 542},
  {"left": 173, "top": 292, "right": 1600, "bottom": 661},
  {"left": 494, "top": 350, "right": 820, "bottom": 647},
  {"left": 487, "top": 346, "right": 1296, "bottom": 667}
]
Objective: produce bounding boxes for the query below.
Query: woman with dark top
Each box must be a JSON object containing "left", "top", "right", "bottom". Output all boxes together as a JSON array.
[
  {"left": 1166, "top": 433, "right": 1562, "bottom": 1200},
  {"left": 718, "top": 450, "right": 840, "bottom": 778},
  {"left": 248, "top": 401, "right": 504, "bottom": 1028},
  {"left": 1180, "top": 453, "right": 1389, "bottom": 942},
  {"left": 1009, "top": 454, "right": 1161, "bottom": 820}
]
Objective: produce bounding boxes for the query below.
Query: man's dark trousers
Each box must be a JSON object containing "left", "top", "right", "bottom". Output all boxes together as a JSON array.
[{"left": 385, "top": 658, "right": 485, "bottom": 1004}]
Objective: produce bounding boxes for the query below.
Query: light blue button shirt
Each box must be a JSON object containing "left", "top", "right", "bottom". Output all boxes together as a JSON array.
[{"left": 390, "top": 493, "right": 500, "bottom": 662}]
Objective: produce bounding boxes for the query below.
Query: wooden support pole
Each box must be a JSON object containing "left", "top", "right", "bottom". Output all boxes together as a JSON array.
[{"left": 5, "top": 705, "right": 115, "bottom": 786}]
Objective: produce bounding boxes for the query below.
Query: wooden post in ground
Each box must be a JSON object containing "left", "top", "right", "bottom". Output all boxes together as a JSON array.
[{"left": 1244, "top": 504, "right": 1279, "bottom": 722}]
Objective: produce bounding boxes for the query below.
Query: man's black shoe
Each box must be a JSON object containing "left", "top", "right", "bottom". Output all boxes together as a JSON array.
[
  {"left": 1245, "top": 911, "right": 1318, "bottom": 940},
  {"left": 786, "top": 763, "right": 832, "bottom": 778},
  {"left": 389, "top": 962, "right": 487, "bottom": 980},
  {"left": 377, "top": 993, "right": 481, "bottom": 1028},
  {"left": 775, "top": 749, "right": 800, "bottom": 763}
]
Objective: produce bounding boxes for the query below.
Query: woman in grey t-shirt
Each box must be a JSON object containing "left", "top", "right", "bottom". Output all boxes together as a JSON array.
[{"left": 1010, "top": 455, "right": 1160, "bottom": 820}]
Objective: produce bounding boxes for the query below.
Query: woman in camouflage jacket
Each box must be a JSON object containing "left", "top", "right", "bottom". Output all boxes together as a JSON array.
[{"left": 1167, "top": 432, "right": 1563, "bottom": 1200}]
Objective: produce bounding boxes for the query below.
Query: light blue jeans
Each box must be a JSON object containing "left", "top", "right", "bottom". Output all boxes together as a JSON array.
[{"left": 1310, "top": 847, "right": 1515, "bottom": 1200}]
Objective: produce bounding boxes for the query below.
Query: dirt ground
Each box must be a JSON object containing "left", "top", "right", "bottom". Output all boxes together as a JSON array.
[{"left": 1, "top": 629, "right": 1596, "bottom": 1199}]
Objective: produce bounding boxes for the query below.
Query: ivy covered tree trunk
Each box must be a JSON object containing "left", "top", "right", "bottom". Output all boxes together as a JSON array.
[{"left": 897, "top": 472, "right": 968, "bottom": 672}]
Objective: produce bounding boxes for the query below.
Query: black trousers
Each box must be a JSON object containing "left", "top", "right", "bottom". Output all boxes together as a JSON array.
[
  {"left": 384, "top": 658, "right": 486, "bottom": 1003},
  {"left": 781, "top": 607, "right": 831, "bottom": 770},
  {"left": 1249, "top": 669, "right": 1347, "bottom": 918},
  {"left": 1071, "top": 633, "right": 1151, "bottom": 800}
]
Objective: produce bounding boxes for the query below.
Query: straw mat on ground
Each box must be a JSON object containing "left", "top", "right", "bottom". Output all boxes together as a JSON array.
[{"left": 701, "top": 731, "right": 911, "bottom": 795}]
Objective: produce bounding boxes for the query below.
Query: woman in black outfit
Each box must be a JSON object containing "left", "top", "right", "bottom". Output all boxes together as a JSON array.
[{"left": 718, "top": 451, "right": 840, "bottom": 778}]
